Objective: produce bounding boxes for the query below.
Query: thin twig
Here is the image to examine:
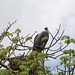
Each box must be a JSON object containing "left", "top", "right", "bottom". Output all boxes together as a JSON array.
[
  {"left": 0, "top": 61, "right": 15, "bottom": 73},
  {"left": 0, "top": 20, "right": 17, "bottom": 43}
]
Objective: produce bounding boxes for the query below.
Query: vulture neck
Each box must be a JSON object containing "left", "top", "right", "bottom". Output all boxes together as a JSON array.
[{"left": 45, "top": 30, "right": 48, "bottom": 32}]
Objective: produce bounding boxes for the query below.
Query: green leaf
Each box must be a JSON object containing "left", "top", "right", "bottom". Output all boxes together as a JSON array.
[
  {"left": 1, "top": 31, "right": 8, "bottom": 38},
  {"left": 0, "top": 44, "right": 3, "bottom": 48},
  {"left": 0, "top": 69, "right": 14, "bottom": 75},
  {"left": 70, "top": 38, "right": 75, "bottom": 43},
  {"left": 13, "top": 70, "right": 19, "bottom": 73},
  {"left": 73, "top": 52, "right": 75, "bottom": 56},
  {"left": 1, "top": 31, "right": 13, "bottom": 37},
  {"left": 12, "top": 59, "right": 21, "bottom": 65},
  {"left": 41, "top": 37, "right": 48, "bottom": 42},
  {"left": 64, "top": 40, "right": 70, "bottom": 44},
  {"left": 7, "top": 32, "right": 13, "bottom": 37},
  {"left": 19, "top": 71, "right": 29, "bottom": 75},
  {"left": 6, "top": 46, "right": 15, "bottom": 51},
  {"left": 0, "top": 44, "right": 3, "bottom": 50},
  {"left": 58, "top": 72, "right": 64, "bottom": 75},
  {"left": 60, "top": 62, "right": 63, "bottom": 65},
  {"left": 37, "top": 71, "right": 44, "bottom": 75},
  {"left": 61, "top": 35, "right": 70, "bottom": 40},
  {"left": 21, "top": 36, "right": 24, "bottom": 39},
  {"left": 12, "top": 37, "right": 19, "bottom": 43},
  {"left": 15, "top": 28, "right": 21, "bottom": 33},
  {"left": 25, "top": 37, "right": 32, "bottom": 41},
  {"left": 73, "top": 60, "right": 75, "bottom": 64}
]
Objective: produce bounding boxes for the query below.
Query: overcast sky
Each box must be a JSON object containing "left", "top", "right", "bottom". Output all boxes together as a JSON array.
[
  {"left": 0, "top": 0, "right": 75, "bottom": 74},
  {"left": 0, "top": 0, "right": 75, "bottom": 36}
]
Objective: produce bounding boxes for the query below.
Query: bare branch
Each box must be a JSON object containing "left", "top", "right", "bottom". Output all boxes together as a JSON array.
[
  {"left": 15, "top": 48, "right": 28, "bottom": 51},
  {"left": 31, "top": 31, "right": 38, "bottom": 37},
  {"left": 6, "top": 20, "right": 17, "bottom": 32},
  {"left": 55, "top": 53, "right": 64, "bottom": 58},
  {"left": 49, "top": 31, "right": 54, "bottom": 39},
  {"left": 17, "top": 44, "right": 33, "bottom": 49},
  {"left": 25, "top": 50, "right": 31, "bottom": 56},
  {"left": 46, "top": 25, "right": 65, "bottom": 54},
  {"left": 49, "top": 25, "right": 61, "bottom": 47},
  {"left": 51, "top": 29, "right": 65, "bottom": 47},
  {"left": 0, "top": 20, "right": 17, "bottom": 43},
  {"left": 48, "top": 56, "right": 56, "bottom": 59},
  {"left": 0, "top": 61, "right": 15, "bottom": 73}
]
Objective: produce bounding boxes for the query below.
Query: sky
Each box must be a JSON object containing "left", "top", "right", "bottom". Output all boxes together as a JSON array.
[
  {"left": 0, "top": 0, "right": 75, "bottom": 36},
  {"left": 0, "top": 0, "right": 75, "bottom": 74}
]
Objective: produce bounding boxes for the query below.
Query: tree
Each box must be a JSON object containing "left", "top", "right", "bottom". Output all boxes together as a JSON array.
[{"left": 0, "top": 20, "right": 75, "bottom": 75}]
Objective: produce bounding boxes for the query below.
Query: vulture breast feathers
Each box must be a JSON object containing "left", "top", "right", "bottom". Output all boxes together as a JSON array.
[{"left": 33, "top": 27, "right": 49, "bottom": 52}]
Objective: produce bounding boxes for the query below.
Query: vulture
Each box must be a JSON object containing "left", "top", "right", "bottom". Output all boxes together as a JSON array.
[{"left": 33, "top": 27, "right": 49, "bottom": 52}]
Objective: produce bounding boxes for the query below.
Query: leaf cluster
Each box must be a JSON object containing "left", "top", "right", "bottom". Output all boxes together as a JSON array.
[
  {"left": 61, "top": 35, "right": 75, "bottom": 44},
  {"left": 19, "top": 51, "right": 52, "bottom": 75}
]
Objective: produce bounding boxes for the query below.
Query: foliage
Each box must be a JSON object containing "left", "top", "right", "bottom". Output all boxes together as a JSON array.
[
  {"left": 0, "top": 22, "right": 75, "bottom": 75},
  {"left": 1, "top": 31, "right": 13, "bottom": 38},
  {"left": 25, "top": 37, "right": 32, "bottom": 41},
  {"left": 15, "top": 28, "right": 21, "bottom": 33},
  {"left": 0, "top": 69, "right": 14, "bottom": 75},
  {"left": 61, "top": 35, "right": 75, "bottom": 44},
  {"left": 19, "top": 51, "right": 49, "bottom": 75},
  {"left": 55, "top": 49, "right": 75, "bottom": 75}
]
